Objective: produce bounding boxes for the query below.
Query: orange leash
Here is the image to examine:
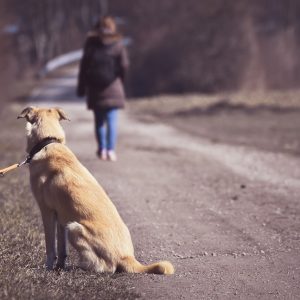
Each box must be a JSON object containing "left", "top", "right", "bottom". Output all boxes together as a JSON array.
[
  {"left": 0, "top": 163, "right": 20, "bottom": 176},
  {"left": 0, "top": 157, "right": 28, "bottom": 177}
]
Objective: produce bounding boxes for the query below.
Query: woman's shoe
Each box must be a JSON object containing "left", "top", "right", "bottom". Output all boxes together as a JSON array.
[
  {"left": 97, "top": 149, "right": 107, "bottom": 160},
  {"left": 107, "top": 150, "right": 117, "bottom": 162}
]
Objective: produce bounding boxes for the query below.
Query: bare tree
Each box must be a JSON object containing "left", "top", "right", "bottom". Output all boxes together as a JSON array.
[{"left": 7, "top": 0, "right": 103, "bottom": 74}]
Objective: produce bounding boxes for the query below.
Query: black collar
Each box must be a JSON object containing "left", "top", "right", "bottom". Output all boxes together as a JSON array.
[{"left": 25, "top": 137, "right": 61, "bottom": 164}]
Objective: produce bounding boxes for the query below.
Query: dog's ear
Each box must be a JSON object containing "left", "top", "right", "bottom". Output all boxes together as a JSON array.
[
  {"left": 55, "top": 108, "right": 70, "bottom": 121},
  {"left": 17, "top": 107, "right": 37, "bottom": 123}
]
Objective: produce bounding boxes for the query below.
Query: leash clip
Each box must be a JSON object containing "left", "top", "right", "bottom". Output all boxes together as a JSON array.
[{"left": 18, "top": 156, "right": 30, "bottom": 167}]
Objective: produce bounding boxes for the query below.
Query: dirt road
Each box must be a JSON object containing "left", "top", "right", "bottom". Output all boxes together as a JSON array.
[{"left": 1, "top": 66, "right": 300, "bottom": 299}]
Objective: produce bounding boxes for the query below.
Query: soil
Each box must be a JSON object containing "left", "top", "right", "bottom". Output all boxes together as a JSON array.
[{"left": 0, "top": 66, "right": 299, "bottom": 299}]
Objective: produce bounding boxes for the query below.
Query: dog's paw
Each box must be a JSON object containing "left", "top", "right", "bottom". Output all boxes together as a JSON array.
[
  {"left": 54, "top": 262, "right": 65, "bottom": 271},
  {"left": 45, "top": 265, "right": 55, "bottom": 271},
  {"left": 55, "top": 255, "right": 67, "bottom": 271},
  {"left": 45, "top": 255, "right": 57, "bottom": 270}
]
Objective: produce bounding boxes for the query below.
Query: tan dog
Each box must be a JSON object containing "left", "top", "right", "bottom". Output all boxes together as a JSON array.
[{"left": 18, "top": 106, "right": 174, "bottom": 274}]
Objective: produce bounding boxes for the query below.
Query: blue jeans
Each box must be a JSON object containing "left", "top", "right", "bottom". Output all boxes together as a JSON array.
[{"left": 94, "top": 108, "right": 118, "bottom": 152}]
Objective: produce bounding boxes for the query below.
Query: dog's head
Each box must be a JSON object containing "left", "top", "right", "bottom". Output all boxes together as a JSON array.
[{"left": 18, "top": 106, "right": 70, "bottom": 152}]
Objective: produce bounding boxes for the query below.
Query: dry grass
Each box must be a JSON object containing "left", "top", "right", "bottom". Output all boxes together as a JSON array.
[{"left": 128, "top": 89, "right": 300, "bottom": 116}]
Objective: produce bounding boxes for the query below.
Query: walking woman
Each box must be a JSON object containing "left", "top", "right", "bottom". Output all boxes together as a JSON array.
[{"left": 77, "top": 16, "right": 129, "bottom": 161}]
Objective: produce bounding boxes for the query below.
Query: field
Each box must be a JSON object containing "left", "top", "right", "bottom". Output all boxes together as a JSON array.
[{"left": 1, "top": 69, "right": 300, "bottom": 299}]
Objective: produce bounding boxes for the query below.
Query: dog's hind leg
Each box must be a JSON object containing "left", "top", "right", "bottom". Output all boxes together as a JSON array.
[
  {"left": 56, "top": 223, "right": 67, "bottom": 269},
  {"left": 78, "top": 249, "right": 107, "bottom": 272},
  {"left": 90, "top": 240, "right": 117, "bottom": 273},
  {"left": 67, "top": 222, "right": 107, "bottom": 272}
]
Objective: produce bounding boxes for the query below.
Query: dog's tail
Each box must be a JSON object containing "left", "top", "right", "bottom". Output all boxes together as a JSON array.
[{"left": 118, "top": 256, "right": 174, "bottom": 275}]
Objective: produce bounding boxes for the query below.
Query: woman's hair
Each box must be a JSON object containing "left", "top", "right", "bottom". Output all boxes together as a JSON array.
[{"left": 95, "top": 16, "right": 118, "bottom": 35}]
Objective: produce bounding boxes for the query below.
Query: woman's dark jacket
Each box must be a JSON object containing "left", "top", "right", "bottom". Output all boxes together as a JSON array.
[{"left": 77, "top": 31, "right": 129, "bottom": 109}]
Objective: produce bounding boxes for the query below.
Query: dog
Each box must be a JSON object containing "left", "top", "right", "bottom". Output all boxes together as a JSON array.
[{"left": 18, "top": 106, "right": 174, "bottom": 274}]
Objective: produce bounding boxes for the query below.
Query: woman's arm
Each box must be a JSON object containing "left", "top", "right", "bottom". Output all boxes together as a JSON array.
[{"left": 118, "top": 45, "right": 130, "bottom": 83}]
